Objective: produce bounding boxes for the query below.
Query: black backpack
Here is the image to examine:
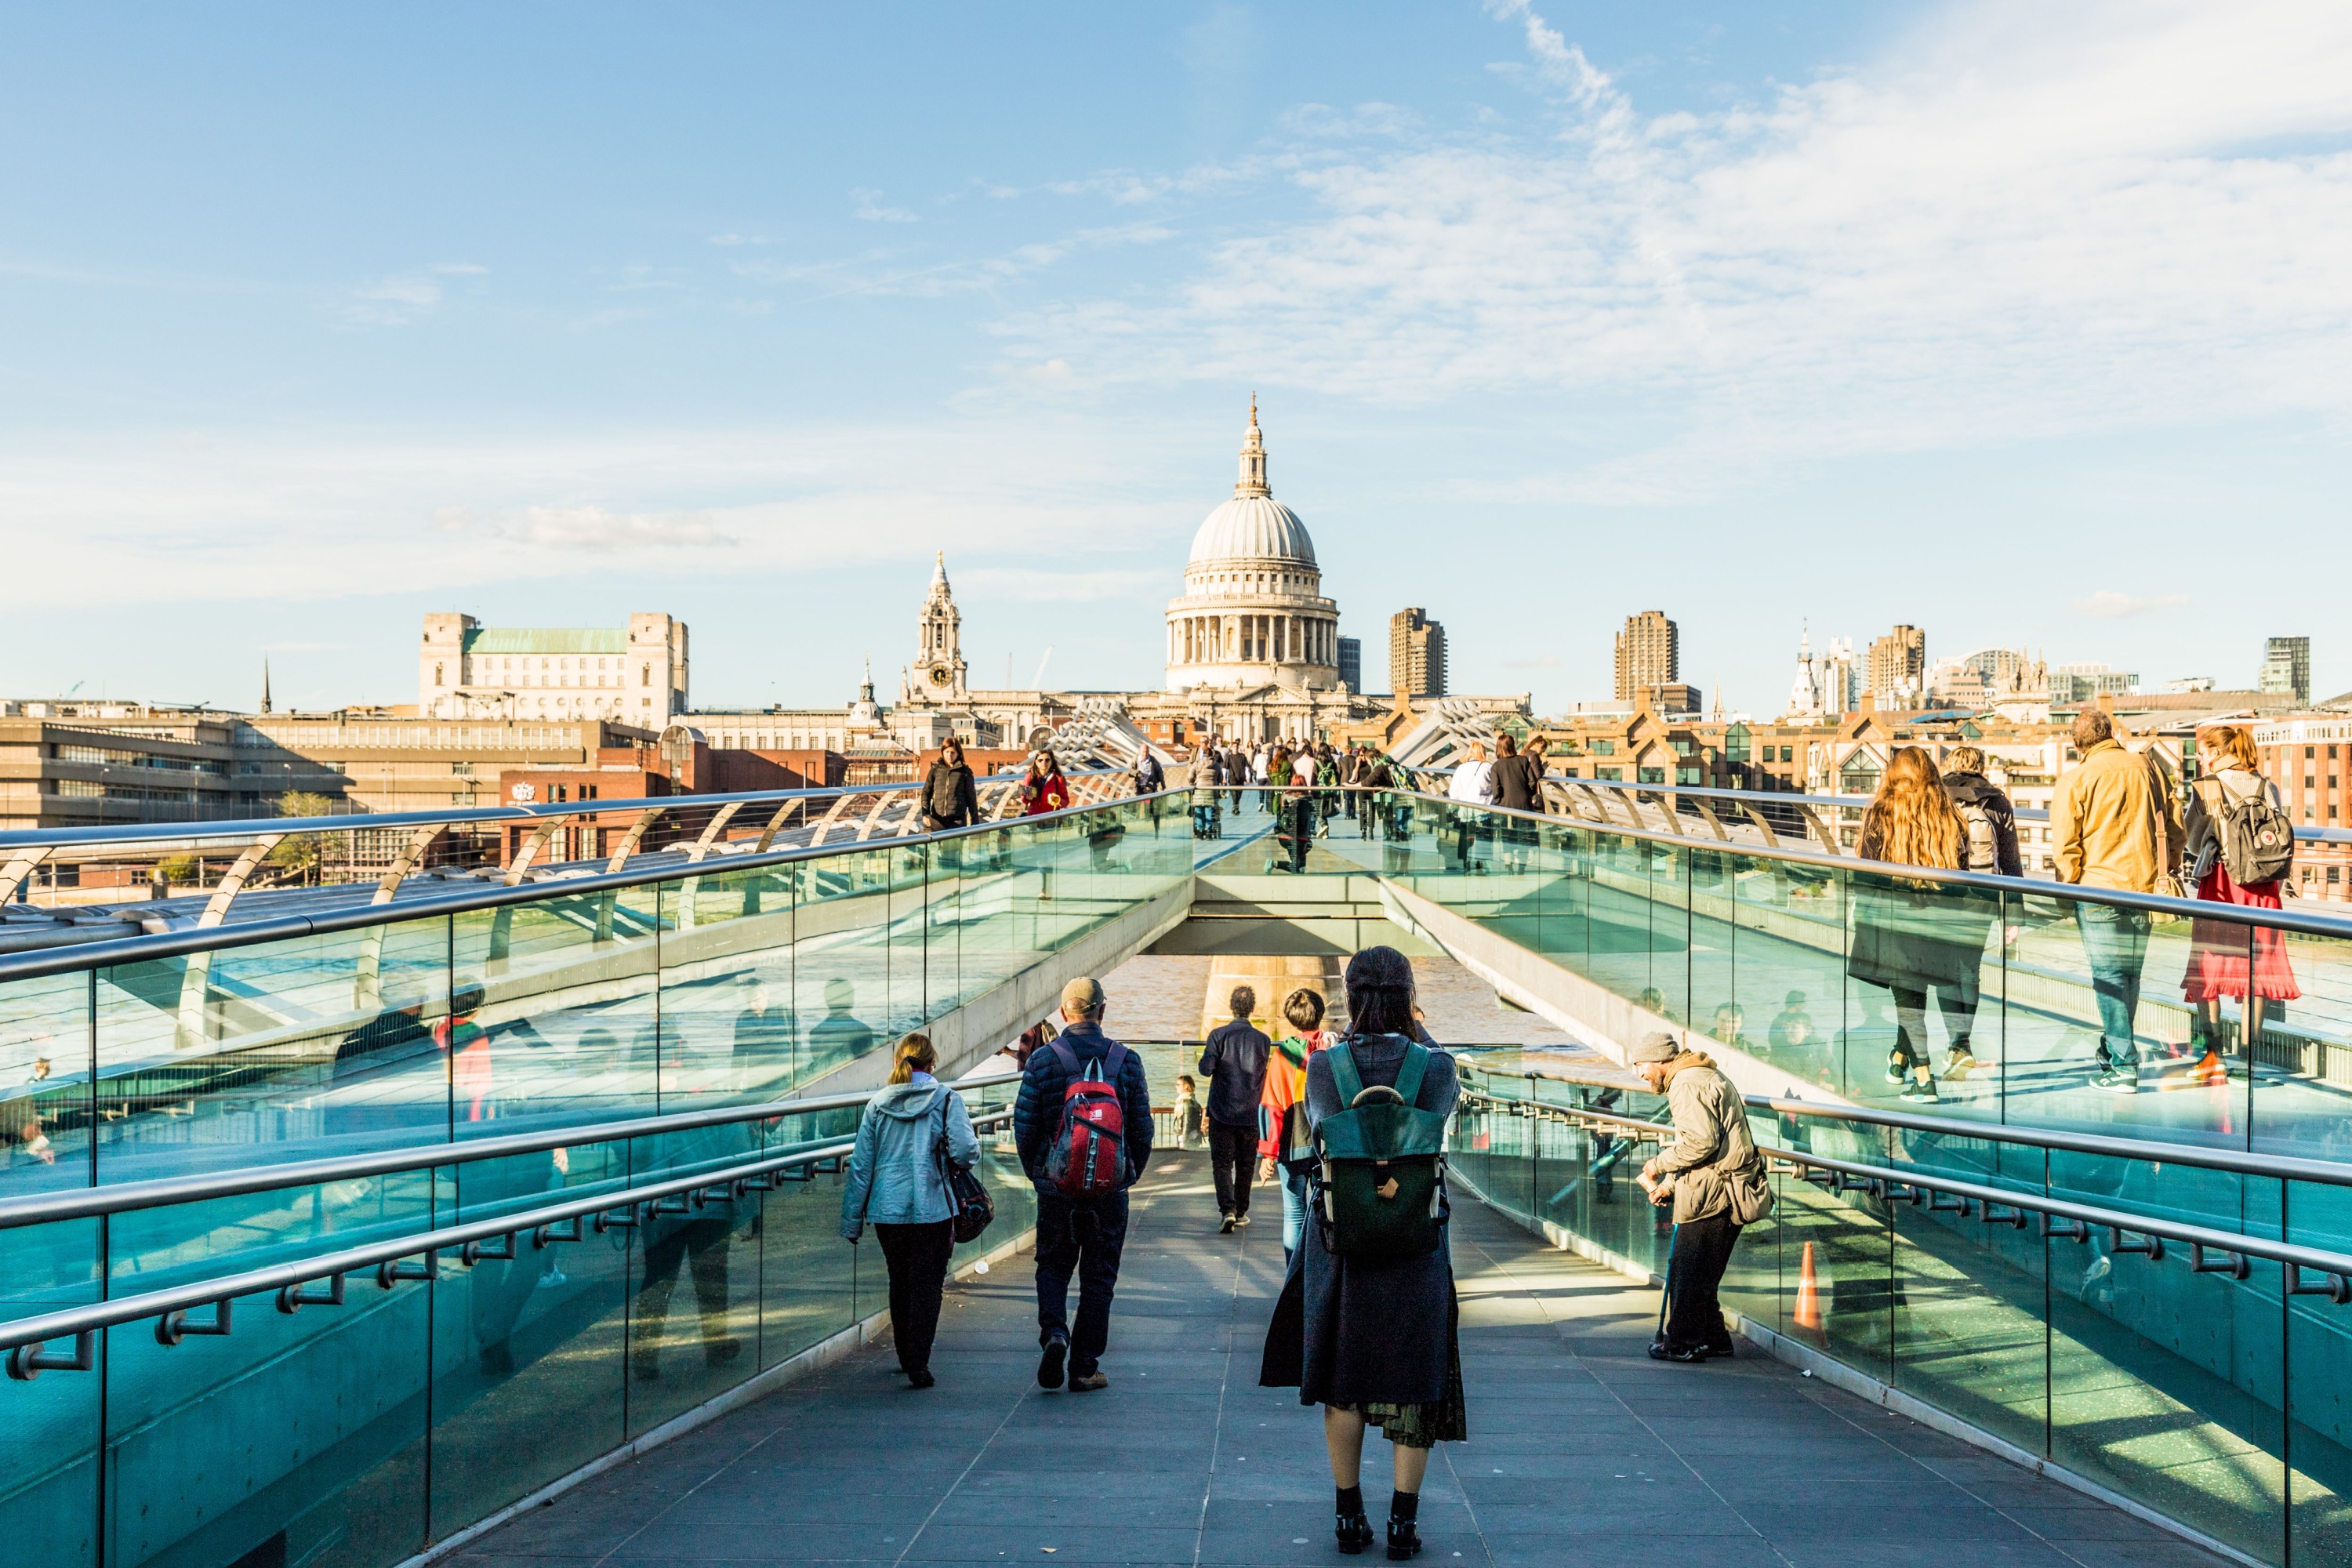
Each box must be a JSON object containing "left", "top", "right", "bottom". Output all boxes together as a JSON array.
[{"left": 2197, "top": 775, "right": 2296, "bottom": 887}]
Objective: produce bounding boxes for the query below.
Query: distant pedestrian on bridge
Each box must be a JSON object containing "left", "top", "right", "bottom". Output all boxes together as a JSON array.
[
  {"left": 1020, "top": 749, "right": 1070, "bottom": 816},
  {"left": 920, "top": 739, "right": 979, "bottom": 833},
  {"left": 1014, "top": 976, "right": 1152, "bottom": 1393},
  {"left": 2179, "top": 723, "right": 2299, "bottom": 1085},
  {"left": 1850, "top": 746, "right": 1992, "bottom": 1105},
  {"left": 1132, "top": 745, "right": 1164, "bottom": 800},
  {"left": 1447, "top": 741, "right": 1497, "bottom": 873},
  {"left": 841, "top": 1032, "right": 980, "bottom": 1390},
  {"left": 1188, "top": 745, "right": 1221, "bottom": 838},
  {"left": 2052, "top": 709, "right": 2182, "bottom": 1094},
  {"left": 1258, "top": 985, "right": 1335, "bottom": 1265},
  {"left": 1632, "top": 1031, "right": 1771, "bottom": 1363},
  {"left": 1199, "top": 985, "right": 1271, "bottom": 1232}
]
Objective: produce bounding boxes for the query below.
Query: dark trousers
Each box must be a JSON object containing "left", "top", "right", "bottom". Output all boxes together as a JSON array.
[
  {"left": 1035, "top": 1188, "right": 1130, "bottom": 1375},
  {"left": 1663, "top": 1211, "right": 1741, "bottom": 1354},
  {"left": 638, "top": 1216, "right": 735, "bottom": 1370},
  {"left": 1208, "top": 1120, "right": 1257, "bottom": 1218},
  {"left": 875, "top": 1218, "right": 955, "bottom": 1375},
  {"left": 1283, "top": 798, "right": 1315, "bottom": 872}
]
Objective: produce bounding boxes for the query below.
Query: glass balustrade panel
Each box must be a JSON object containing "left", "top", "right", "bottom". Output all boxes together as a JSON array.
[
  {"left": 2252, "top": 918, "right": 2352, "bottom": 1159},
  {"left": 655, "top": 860, "right": 797, "bottom": 1109},
  {"left": 447, "top": 891, "right": 660, "bottom": 1134},
  {"left": 94, "top": 916, "right": 455, "bottom": 1186}
]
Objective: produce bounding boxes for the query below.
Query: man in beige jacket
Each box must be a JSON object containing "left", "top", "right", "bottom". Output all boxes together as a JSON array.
[
  {"left": 2049, "top": 708, "right": 2184, "bottom": 1093},
  {"left": 1632, "top": 1033, "right": 1769, "bottom": 1363}
]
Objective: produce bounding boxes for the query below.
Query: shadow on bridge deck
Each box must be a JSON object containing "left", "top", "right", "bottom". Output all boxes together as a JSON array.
[{"left": 452, "top": 1155, "right": 2227, "bottom": 1568}]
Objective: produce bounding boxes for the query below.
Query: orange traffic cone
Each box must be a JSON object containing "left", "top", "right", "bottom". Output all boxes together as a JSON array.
[{"left": 1794, "top": 1240, "right": 1821, "bottom": 1330}]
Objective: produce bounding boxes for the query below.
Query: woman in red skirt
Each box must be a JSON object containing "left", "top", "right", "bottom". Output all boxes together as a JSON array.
[{"left": 2177, "top": 724, "right": 2299, "bottom": 1084}]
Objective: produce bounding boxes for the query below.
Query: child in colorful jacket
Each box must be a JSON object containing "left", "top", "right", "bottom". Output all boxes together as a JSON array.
[{"left": 1258, "top": 986, "right": 1337, "bottom": 1264}]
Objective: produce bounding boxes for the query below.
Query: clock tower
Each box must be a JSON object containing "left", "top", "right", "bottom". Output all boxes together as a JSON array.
[{"left": 903, "top": 551, "right": 968, "bottom": 703}]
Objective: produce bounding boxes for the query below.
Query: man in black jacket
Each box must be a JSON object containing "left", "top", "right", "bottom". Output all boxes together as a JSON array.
[
  {"left": 1197, "top": 985, "right": 1271, "bottom": 1232},
  {"left": 1013, "top": 976, "right": 1154, "bottom": 1393}
]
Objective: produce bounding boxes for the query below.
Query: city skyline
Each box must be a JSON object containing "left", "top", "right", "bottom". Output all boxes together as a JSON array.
[{"left": 3, "top": 2, "right": 2347, "bottom": 713}]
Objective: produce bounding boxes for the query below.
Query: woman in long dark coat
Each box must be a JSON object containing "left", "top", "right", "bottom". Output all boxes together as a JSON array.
[{"left": 1264, "top": 946, "right": 1464, "bottom": 1559}]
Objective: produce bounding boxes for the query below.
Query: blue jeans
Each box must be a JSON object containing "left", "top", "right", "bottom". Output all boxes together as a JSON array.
[
  {"left": 2076, "top": 903, "right": 2153, "bottom": 1071},
  {"left": 1034, "top": 1189, "right": 1130, "bottom": 1376},
  {"left": 1280, "top": 1167, "right": 1308, "bottom": 1262}
]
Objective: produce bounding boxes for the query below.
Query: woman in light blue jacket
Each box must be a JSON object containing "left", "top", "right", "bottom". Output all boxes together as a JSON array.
[{"left": 841, "top": 1033, "right": 980, "bottom": 1388}]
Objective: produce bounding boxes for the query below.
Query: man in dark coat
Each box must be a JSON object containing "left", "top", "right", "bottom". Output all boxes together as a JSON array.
[
  {"left": 1197, "top": 985, "right": 1271, "bottom": 1232},
  {"left": 1013, "top": 976, "right": 1154, "bottom": 1393}
]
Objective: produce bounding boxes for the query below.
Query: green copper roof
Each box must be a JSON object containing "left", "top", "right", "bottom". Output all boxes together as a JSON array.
[{"left": 461, "top": 629, "right": 630, "bottom": 655}]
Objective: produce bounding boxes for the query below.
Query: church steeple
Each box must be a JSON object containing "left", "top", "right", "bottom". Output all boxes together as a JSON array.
[
  {"left": 1235, "top": 394, "right": 1270, "bottom": 498},
  {"left": 906, "top": 550, "right": 968, "bottom": 701}
]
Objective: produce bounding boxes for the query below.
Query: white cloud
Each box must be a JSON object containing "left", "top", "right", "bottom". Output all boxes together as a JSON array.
[
  {"left": 345, "top": 275, "right": 443, "bottom": 325},
  {"left": 851, "top": 187, "right": 920, "bottom": 223},
  {"left": 0, "top": 419, "right": 1205, "bottom": 607},
  {"left": 2072, "top": 590, "right": 2191, "bottom": 619},
  {"left": 1001, "top": 0, "right": 2352, "bottom": 470}
]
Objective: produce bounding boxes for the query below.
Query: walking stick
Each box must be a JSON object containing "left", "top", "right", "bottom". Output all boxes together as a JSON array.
[{"left": 1653, "top": 1223, "right": 1679, "bottom": 1345}]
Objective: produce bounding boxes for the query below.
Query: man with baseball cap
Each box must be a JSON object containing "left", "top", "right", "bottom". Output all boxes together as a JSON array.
[
  {"left": 1628, "top": 1030, "right": 1772, "bottom": 1363},
  {"left": 1012, "top": 975, "right": 1155, "bottom": 1392}
]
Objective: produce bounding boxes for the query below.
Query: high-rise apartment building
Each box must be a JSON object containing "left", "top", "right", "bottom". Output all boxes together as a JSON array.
[
  {"left": 1613, "top": 611, "right": 1678, "bottom": 704},
  {"left": 1389, "top": 608, "right": 1448, "bottom": 699},
  {"left": 2261, "top": 637, "right": 2312, "bottom": 706},
  {"left": 1337, "top": 636, "right": 1362, "bottom": 694},
  {"left": 1866, "top": 625, "right": 1927, "bottom": 702}
]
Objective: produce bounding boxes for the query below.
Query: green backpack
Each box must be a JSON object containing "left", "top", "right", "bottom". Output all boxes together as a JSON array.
[{"left": 1314, "top": 1040, "right": 1449, "bottom": 1260}]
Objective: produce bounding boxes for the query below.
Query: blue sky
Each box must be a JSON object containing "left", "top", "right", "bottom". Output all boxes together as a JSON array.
[{"left": 3, "top": 1, "right": 2347, "bottom": 715}]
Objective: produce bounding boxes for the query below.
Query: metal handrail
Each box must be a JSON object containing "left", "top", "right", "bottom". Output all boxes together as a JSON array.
[
  {"left": 0, "top": 1069, "right": 1023, "bottom": 1232},
  {"left": 0, "top": 767, "right": 1129, "bottom": 853},
  {"left": 1451, "top": 1090, "right": 2352, "bottom": 1300},
  {"left": 1386, "top": 787, "right": 2352, "bottom": 938},
  {"left": 1463, "top": 1065, "right": 2352, "bottom": 1193},
  {"left": 1748, "top": 1096, "right": 2352, "bottom": 1189},
  {"left": 0, "top": 785, "right": 1186, "bottom": 984},
  {"left": 1402, "top": 765, "right": 2352, "bottom": 847},
  {"left": 2, "top": 1102, "right": 1019, "bottom": 1379}
]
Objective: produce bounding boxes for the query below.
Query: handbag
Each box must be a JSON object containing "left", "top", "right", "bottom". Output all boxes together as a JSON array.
[{"left": 934, "top": 1095, "right": 994, "bottom": 1244}]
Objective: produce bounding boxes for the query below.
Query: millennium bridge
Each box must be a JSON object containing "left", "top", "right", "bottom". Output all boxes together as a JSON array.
[{"left": 5, "top": 711, "right": 2352, "bottom": 1568}]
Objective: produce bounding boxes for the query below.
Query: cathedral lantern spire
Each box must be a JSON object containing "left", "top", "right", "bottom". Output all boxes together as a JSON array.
[{"left": 1236, "top": 394, "right": 1270, "bottom": 498}]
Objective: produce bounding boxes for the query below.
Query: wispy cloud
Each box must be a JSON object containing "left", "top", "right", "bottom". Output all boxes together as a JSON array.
[
  {"left": 343, "top": 262, "right": 487, "bottom": 324},
  {"left": 2072, "top": 590, "right": 2192, "bottom": 619},
  {"left": 999, "top": 0, "right": 2352, "bottom": 470},
  {"left": 851, "top": 187, "right": 920, "bottom": 223}
]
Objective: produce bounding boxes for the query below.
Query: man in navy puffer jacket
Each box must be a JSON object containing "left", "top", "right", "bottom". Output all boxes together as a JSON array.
[{"left": 1011, "top": 977, "right": 1153, "bottom": 1394}]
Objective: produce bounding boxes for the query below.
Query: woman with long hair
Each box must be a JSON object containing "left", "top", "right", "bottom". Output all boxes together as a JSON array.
[
  {"left": 1264, "top": 946, "right": 1465, "bottom": 1559},
  {"left": 1849, "top": 746, "right": 1994, "bottom": 1104},
  {"left": 1020, "top": 748, "right": 1070, "bottom": 816},
  {"left": 2179, "top": 724, "right": 2299, "bottom": 1083},
  {"left": 840, "top": 1033, "right": 980, "bottom": 1388}
]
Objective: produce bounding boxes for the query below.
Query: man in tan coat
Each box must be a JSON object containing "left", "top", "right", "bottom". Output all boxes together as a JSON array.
[
  {"left": 2049, "top": 708, "right": 2184, "bottom": 1093},
  {"left": 1632, "top": 1033, "right": 1770, "bottom": 1363}
]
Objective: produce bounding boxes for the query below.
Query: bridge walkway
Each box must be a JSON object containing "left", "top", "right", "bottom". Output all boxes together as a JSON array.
[{"left": 452, "top": 1151, "right": 2220, "bottom": 1568}]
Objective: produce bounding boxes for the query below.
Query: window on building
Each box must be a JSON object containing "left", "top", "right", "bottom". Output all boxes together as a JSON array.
[
  {"left": 2331, "top": 866, "right": 2343, "bottom": 885},
  {"left": 2307, "top": 746, "right": 2317, "bottom": 759},
  {"left": 1639, "top": 767, "right": 1667, "bottom": 784},
  {"left": 1780, "top": 746, "right": 1795, "bottom": 763},
  {"left": 1677, "top": 767, "right": 1703, "bottom": 785},
  {"left": 1592, "top": 740, "right": 1615, "bottom": 756}
]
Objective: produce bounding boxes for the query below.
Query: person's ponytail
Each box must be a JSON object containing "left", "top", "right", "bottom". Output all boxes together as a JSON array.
[{"left": 888, "top": 1032, "right": 937, "bottom": 1085}]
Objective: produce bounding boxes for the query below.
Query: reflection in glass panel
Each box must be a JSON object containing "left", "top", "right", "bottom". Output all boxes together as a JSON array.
[
  {"left": 96, "top": 916, "right": 453, "bottom": 1185},
  {"left": 658, "top": 865, "right": 797, "bottom": 1109},
  {"left": 0, "top": 971, "right": 93, "bottom": 1200},
  {"left": 450, "top": 890, "right": 660, "bottom": 1133}
]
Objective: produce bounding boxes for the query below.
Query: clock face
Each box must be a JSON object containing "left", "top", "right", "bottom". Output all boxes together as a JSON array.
[{"left": 930, "top": 666, "right": 951, "bottom": 685}]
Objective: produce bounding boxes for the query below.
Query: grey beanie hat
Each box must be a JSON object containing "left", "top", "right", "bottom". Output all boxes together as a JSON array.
[{"left": 1628, "top": 1031, "right": 1680, "bottom": 1065}]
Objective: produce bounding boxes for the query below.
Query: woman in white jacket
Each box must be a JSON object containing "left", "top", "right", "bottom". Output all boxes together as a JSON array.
[
  {"left": 841, "top": 1033, "right": 980, "bottom": 1388},
  {"left": 1446, "top": 742, "right": 1497, "bottom": 873}
]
